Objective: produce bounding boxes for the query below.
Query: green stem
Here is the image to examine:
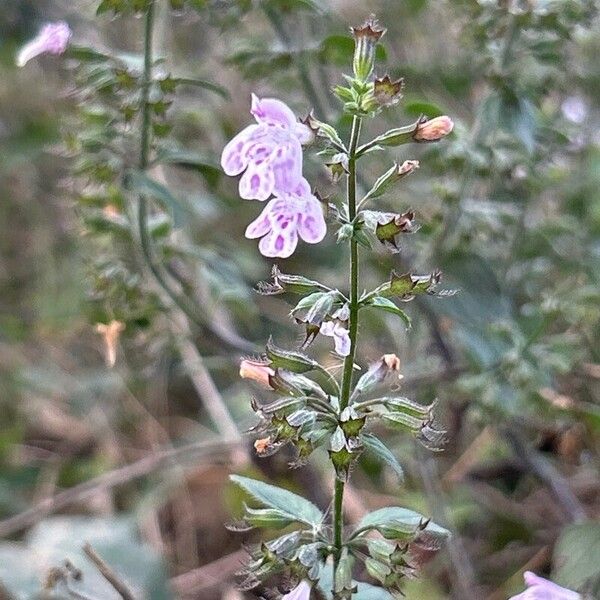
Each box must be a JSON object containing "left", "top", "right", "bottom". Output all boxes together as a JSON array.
[
  {"left": 136, "top": 2, "right": 207, "bottom": 332},
  {"left": 139, "top": 1, "right": 155, "bottom": 171},
  {"left": 332, "top": 115, "right": 362, "bottom": 588}
]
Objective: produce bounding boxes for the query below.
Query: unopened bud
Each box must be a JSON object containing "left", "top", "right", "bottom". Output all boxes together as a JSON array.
[
  {"left": 383, "top": 354, "right": 401, "bottom": 371},
  {"left": 362, "top": 161, "right": 419, "bottom": 203},
  {"left": 397, "top": 160, "right": 419, "bottom": 177},
  {"left": 351, "top": 16, "right": 386, "bottom": 81},
  {"left": 253, "top": 436, "right": 272, "bottom": 455},
  {"left": 95, "top": 320, "right": 125, "bottom": 368},
  {"left": 413, "top": 116, "right": 454, "bottom": 142},
  {"left": 257, "top": 265, "right": 328, "bottom": 296},
  {"left": 351, "top": 353, "right": 404, "bottom": 400},
  {"left": 239, "top": 359, "right": 275, "bottom": 388}
]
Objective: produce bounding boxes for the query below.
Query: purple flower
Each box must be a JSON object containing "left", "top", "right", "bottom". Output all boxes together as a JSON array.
[
  {"left": 221, "top": 94, "right": 313, "bottom": 201},
  {"left": 282, "top": 580, "right": 312, "bottom": 600},
  {"left": 16, "top": 21, "right": 72, "bottom": 67},
  {"left": 320, "top": 320, "right": 351, "bottom": 356},
  {"left": 509, "top": 572, "right": 581, "bottom": 600},
  {"left": 245, "top": 178, "right": 326, "bottom": 258}
]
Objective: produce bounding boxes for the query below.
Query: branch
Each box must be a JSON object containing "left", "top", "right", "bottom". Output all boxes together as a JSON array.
[
  {"left": 0, "top": 438, "right": 237, "bottom": 538},
  {"left": 83, "top": 543, "right": 135, "bottom": 600}
]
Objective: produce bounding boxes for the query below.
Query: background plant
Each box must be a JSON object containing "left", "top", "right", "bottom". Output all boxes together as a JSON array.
[{"left": 0, "top": 0, "right": 599, "bottom": 599}]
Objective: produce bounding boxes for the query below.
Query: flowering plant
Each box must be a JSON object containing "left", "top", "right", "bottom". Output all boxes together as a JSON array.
[{"left": 225, "top": 16, "right": 456, "bottom": 599}]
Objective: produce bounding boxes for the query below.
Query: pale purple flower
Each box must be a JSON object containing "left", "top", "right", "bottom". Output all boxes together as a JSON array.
[
  {"left": 509, "top": 572, "right": 581, "bottom": 600},
  {"left": 245, "top": 178, "right": 326, "bottom": 258},
  {"left": 561, "top": 96, "right": 587, "bottom": 124},
  {"left": 221, "top": 94, "right": 313, "bottom": 201},
  {"left": 320, "top": 320, "right": 351, "bottom": 356},
  {"left": 282, "top": 580, "right": 312, "bottom": 600},
  {"left": 16, "top": 21, "right": 72, "bottom": 67}
]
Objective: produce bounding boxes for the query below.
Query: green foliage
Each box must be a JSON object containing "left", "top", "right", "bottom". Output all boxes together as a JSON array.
[
  {"left": 230, "top": 474, "right": 324, "bottom": 528},
  {"left": 553, "top": 522, "right": 600, "bottom": 595}
]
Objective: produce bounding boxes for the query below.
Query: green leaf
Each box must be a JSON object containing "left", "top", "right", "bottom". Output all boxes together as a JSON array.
[
  {"left": 266, "top": 338, "right": 318, "bottom": 373},
  {"left": 353, "top": 507, "right": 449, "bottom": 540},
  {"left": 65, "top": 45, "right": 113, "bottom": 63},
  {"left": 230, "top": 475, "right": 323, "bottom": 528},
  {"left": 552, "top": 522, "right": 600, "bottom": 594},
  {"left": 125, "top": 169, "right": 187, "bottom": 227},
  {"left": 172, "top": 77, "right": 229, "bottom": 99},
  {"left": 360, "top": 296, "right": 411, "bottom": 328},
  {"left": 361, "top": 434, "right": 404, "bottom": 483},
  {"left": 243, "top": 504, "right": 295, "bottom": 529},
  {"left": 154, "top": 148, "right": 221, "bottom": 187}
]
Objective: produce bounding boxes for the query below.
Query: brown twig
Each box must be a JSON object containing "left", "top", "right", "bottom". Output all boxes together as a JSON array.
[
  {"left": 83, "top": 543, "right": 135, "bottom": 600},
  {"left": 170, "top": 548, "right": 248, "bottom": 597},
  {"left": 0, "top": 438, "right": 237, "bottom": 538}
]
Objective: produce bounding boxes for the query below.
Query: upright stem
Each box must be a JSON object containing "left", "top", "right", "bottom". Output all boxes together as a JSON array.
[
  {"left": 140, "top": 1, "right": 155, "bottom": 171},
  {"left": 136, "top": 2, "right": 204, "bottom": 330},
  {"left": 332, "top": 115, "right": 362, "bottom": 584}
]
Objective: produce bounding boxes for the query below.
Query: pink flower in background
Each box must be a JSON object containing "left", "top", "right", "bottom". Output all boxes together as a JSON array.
[
  {"left": 282, "top": 580, "right": 312, "bottom": 600},
  {"left": 16, "top": 21, "right": 72, "bottom": 67},
  {"left": 245, "top": 178, "right": 326, "bottom": 258},
  {"left": 320, "top": 320, "right": 351, "bottom": 356},
  {"left": 221, "top": 94, "right": 312, "bottom": 201},
  {"left": 509, "top": 572, "right": 580, "bottom": 600}
]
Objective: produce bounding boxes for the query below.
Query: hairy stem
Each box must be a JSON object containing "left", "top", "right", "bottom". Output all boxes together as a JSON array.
[
  {"left": 136, "top": 1, "right": 207, "bottom": 332},
  {"left": 332, "top": 115, "right": 362, "bottom": 586}
]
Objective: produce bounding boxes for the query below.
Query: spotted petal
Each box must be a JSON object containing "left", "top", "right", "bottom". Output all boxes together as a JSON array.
[
  {"left": 251, "top": 93, "right": 297, "bottom": 128},
  {"left": 239, "top": 161, "right": 275, "bottom": 201},
  {"left": 298, "top": 195, "right": 326, "bottom": 244},
  {"left": 245, "top": 204, "right": 272, "bottom": 239},
  {"left": 220, "top": 124, "right": 259, "bottom": 176},
  {"left": 258, "top": 228, "right": 299, "bottom": 258},
  {"left": 271, "top": 139, "right": 303, "bottom": 194}
]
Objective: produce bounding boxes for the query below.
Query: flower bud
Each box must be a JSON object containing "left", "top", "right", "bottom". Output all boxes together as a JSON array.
[
  {"left": 362, "top": 160, "right": 419, "bottom": 204},
  {"left": 351, "top": 353, "right": 403, "bottom": 401},
  {"left": 413, "top": 116, "right": 454, "bottom": 142},
  {"left": 253, "top": 436, "right": 272, "bottom": 455},
  {"left": 383, "top": 354, "right": 401, "bottom": 371},
  {"left": 257, "top": 265, "right": 328, "bottom": 296},
  {"left": 95, "top": 320, "right": 125, "bottom": 368},
  {"left": 239, "top": 359, "right": 275, "bottom": 388},
  {"left": 351, "top": 16, "right": 386, "bottom": 82}
]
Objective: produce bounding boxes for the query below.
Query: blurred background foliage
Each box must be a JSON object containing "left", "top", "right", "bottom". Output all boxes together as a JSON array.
[{"left": 0, "top": 0, "right": 599, "bottom": 598}]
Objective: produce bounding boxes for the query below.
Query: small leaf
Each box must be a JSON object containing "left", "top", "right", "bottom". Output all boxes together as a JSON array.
[
  {"left": 154, "top": 148, "right": 221, "bottom": 187},
  {"left": 553, "top": 522, "right": 600, "bottom": 593},
  {"left": 125, "top": 170, "right": 187, "bottom": 227},
  {"left": 65, "top": 45, "right": 113, "bottom": 63},
  {"left": 243, "top": 504, "right": 295, "bottom": 529},
  {"left": 353, "top": 506, "right": 450, "bottom": 539},
  {"left": 230, "top": 475, "right": 323, "bottom": 528},
  {"left": 257, "top": 265, "right": 329, "bottom": 296},
  {"left": 381, "top": 412, "right": 425, "bottom": 432},
  {"left": 172, "top": 77, "right": 229, "bottom": 98},
  {"left": 360, "top": 296, "right": 411, "bottom": 328},
  {"left": 361, "top": 434, "right": 404, "bottom": 483}
]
